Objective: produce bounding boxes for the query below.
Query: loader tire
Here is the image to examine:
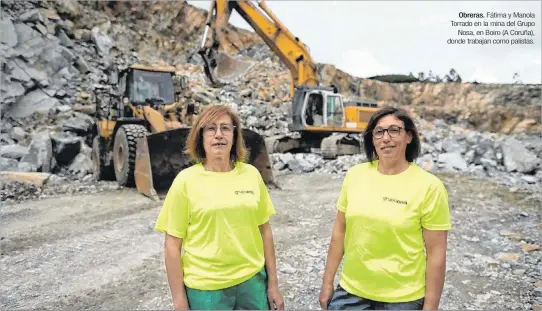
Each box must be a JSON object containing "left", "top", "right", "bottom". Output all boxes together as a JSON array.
[
  {"left": 92, "top": 136, "right": 115, "bottom": 181},
  {"left": 113, "top": 124, "right": 148, "bottom": 187}
]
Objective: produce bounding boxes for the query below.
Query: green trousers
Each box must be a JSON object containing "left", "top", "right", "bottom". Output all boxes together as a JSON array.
[{"left": 185, "top": 267, "right": 271, "bottom": 310}]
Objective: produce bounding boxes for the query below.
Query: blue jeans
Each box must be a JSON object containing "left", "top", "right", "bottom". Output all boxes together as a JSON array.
[{"left": 327, "top": 285, "right": 424, "bottom": 310}]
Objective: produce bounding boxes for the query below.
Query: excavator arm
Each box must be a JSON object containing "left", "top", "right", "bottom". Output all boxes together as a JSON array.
[
  {"left": 198, "top": 0, "right": 320, "bottom": 97},
  {"left": 196, "top": 0, "right": 377, "bottom": 163}
]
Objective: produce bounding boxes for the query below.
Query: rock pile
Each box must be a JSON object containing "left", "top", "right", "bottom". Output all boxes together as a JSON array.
[
  {"left": 1, "top": 0, "right": 541, "bottom": 199},
  {"left": 0, "top": 0, "right": 139, "bottom": 180},
  {"left": 268, "top": 117, "right": 542, "bottom": 191},
  {"left": 0, "top": 172, "right": 120, "bottom": 204}
]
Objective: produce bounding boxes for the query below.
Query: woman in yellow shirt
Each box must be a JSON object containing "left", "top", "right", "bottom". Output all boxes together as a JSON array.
[
  {"left": 155, "top": 104, "right": 284, "bottom": 310},
  {"left": 320, "top": 107, "right": 452, "bottom": 310}
]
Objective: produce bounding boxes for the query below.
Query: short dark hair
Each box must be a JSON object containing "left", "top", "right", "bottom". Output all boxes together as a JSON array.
[{"left": 362, "top": 106, "right": 421, "bottom": 163}]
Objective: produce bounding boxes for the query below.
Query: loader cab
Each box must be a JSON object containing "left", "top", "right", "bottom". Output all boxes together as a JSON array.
[{"left": 121, "top": 67, "right": 176, "bottom": 107}]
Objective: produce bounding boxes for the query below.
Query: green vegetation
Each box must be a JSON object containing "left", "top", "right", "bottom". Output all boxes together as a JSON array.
[
  {"left": 367, "top": 74, "right": 419, "bottom": 83},
  {"left": 367, "top": 68, "right": 463, "bottom": 84}
]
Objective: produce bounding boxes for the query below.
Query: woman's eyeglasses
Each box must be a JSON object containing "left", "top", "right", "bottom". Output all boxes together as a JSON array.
[
  {"left": 373, "top": 125, "right": 403, "bottom": 139},
  {"left": 203, "top": 123, "right": 235, "bottom": 135}
]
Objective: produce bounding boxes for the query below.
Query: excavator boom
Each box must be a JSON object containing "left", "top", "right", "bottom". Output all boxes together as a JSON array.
[
  {"left": 199, "top": 0, "right": 320, "bottom": 96},
  {"left": 197, "top": 0, "right": 379, "bottom": 160}
]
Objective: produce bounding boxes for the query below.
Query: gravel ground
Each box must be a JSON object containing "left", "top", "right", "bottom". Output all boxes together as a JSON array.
[{"left": 1, "top": 172, "right": 541, "bottom": 310}]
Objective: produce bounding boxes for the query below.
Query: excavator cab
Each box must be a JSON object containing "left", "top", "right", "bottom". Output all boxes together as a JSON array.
[
  {"left": 301, "top": 90, "right": 345, "bottom": 128},
  {"left": 289, "top": 85, "right": 346, "bottom": 132}
]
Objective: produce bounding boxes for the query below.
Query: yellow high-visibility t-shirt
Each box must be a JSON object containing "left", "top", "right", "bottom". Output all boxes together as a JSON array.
[
  {"left": 154, "top": 161, "right": 276, "bottom": 290},
  {"left": 336, "top": 161, "right": 452, "bottom": 302}
]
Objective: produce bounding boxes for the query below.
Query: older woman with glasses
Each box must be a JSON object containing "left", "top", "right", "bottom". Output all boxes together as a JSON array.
[
  {"left": 155, "top": 104, "right": 284, "bottom": 310},
  {"left": 319, "top": 107, "right": 452, "bottom": 310}
]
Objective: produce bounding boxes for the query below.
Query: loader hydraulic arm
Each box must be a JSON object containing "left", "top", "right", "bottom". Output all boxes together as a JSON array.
[{"left": 199, "top": 0, "right": 320, "bottom": 97}]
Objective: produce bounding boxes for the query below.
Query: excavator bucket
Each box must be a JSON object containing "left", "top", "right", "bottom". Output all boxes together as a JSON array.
[
  {"left": 199, "top": 47, "right": 254, "bottom": 87},
  {"left": 134, "top": 128, "right": 276, "bottom": 201}
]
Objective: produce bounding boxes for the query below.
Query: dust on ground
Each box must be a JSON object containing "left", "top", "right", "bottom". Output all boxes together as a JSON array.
[{"left": 1, "top": 172, "right": 540, "bottom": 310}]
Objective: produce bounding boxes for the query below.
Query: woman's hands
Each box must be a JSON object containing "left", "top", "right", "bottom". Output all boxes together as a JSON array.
[
  {"left": 267, "top": 282, "right": 285, "bottom": 310},
  {"left": 319, "top": 283, "right": 334, "bottom": 310},
  {"left": 259, "top": 222, "right": 284, "bottom": 310},
  {"left": 319, "top": 211, "right": 346, "bottom": 309},
  {"left": 173, "top": 298, "right": 190, "bottom": 310},
  {"left": 164, "top": 234, "right": 189, "bottom": 310}
]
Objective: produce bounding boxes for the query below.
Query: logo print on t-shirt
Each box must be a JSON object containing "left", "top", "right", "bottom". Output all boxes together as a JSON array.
[
  {"left": 235, "top": 190, "right": 254, "bottom": 195},
  {"left": 383, "top": 196, "right": 407, "bottom": 205}
]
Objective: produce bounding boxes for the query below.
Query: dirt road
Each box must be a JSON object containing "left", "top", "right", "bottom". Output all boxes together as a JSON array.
[{"left": 1, "top": 172, "right": 540, "bottom": 310}]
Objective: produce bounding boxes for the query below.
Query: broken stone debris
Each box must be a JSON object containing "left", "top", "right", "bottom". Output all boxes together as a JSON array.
[
  {"left": 0, "top": 0, "right": 540, "bottom": 201},
  {"left": 268, "top": 116, "right": 541, "bottom": 192}
]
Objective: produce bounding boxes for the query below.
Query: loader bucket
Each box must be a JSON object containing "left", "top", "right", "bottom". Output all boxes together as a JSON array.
[
  {"left": 241, "top": 128, "right": 276, "bottom": 188},
  {"left": 134, "top": 128, "right": 192, "bottom": 200},
  {"left": 134, "top": 128, "right": 276, "bottom": 201}
]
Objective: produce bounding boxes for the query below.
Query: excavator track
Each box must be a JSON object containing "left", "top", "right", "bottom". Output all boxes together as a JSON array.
[
  {"left": 265, "top": 135, "right": 301, "bottom": 154},
  {"left": 320, "top": 134, "right": 362, "bottom": 159}
]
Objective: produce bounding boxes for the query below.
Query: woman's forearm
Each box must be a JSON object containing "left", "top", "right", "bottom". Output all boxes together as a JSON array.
[
  {"left": 322, "top": 217, "right": 346, "bottom": 287},
  {"left": 260, "top": 222, "right": 279, "bottom": 287},
  {"left": 164, "top": 236, "right": 188, "bottom": 310},
  {"left": 423, "top": 253, "right": 446, "bottom": 310}
]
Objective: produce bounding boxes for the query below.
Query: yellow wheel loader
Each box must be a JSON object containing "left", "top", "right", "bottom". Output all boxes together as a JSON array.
[{"left": 90, "top": 64, "right": 275, "bottom": 200}]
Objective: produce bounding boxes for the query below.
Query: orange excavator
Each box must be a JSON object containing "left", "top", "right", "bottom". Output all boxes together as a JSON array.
[{"left": 198, "top": 0, "right": 379, "bottom": 159}]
